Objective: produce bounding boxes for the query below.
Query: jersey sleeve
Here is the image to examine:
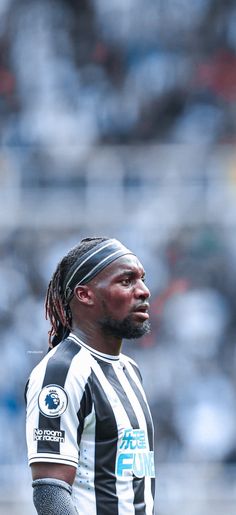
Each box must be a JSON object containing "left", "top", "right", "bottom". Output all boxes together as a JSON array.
[{"left": 26, "top": 347, "right": 93, "bottom": 469}]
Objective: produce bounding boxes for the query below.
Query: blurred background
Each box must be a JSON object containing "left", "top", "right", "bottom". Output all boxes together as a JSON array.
[{"left": 0, "top": 0, "right": 236, "bottom": 513}]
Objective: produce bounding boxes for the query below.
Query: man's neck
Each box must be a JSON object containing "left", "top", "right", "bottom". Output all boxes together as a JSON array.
[{"left": 71, "top": 325, "right": 122, "bottom": 356}]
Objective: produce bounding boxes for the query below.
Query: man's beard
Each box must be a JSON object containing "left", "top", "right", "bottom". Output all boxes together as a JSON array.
[{"left": 99, "top": 313, "right": 151, "bottom": 339}]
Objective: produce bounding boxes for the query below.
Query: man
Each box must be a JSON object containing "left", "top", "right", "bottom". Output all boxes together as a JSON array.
[{"left": 25, "top": 237, "right": 156, "bottom": 515}]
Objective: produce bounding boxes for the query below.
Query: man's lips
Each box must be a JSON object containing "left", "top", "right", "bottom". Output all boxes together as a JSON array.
[{"left": 132, "top": 304, "right": 150, "bottom": 319}]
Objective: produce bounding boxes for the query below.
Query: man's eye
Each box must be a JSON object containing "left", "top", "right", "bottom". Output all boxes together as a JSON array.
[{"left": 121, "top": 278, "right": 131, "bottom": 286}]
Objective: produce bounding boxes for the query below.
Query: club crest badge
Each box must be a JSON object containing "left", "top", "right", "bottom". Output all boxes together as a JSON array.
[{"left": 38, "top": 384, "right": 68, "bottom": 418}]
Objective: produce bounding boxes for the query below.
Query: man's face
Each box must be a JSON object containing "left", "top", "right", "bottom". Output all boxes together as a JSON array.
[{"left": 90, "top": 254, "right": 151, "bottom": 339}]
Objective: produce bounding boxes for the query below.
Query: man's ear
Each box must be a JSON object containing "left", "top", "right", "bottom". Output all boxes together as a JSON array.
[{"left": 73, "top": 285, "right": 95, "bottom": 305}]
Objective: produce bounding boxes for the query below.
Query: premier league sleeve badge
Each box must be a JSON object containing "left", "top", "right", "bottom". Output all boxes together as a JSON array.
[{"left": 38, "top": 384, "right": 68, "bottom": 418}]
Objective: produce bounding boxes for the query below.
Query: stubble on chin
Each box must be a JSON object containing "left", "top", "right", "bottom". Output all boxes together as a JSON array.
[{"left": 99, "top": 315, "right": 151, "bottom": 340}]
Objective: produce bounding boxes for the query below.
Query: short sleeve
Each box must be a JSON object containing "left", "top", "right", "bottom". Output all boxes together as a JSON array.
[{"left": 26, "top": 348, "right": 93, "bottom": 468}]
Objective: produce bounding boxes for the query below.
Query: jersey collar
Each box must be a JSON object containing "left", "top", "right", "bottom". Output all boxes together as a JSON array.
[{"left": 68, "top": 332, "right": 120, "bottom": 362}]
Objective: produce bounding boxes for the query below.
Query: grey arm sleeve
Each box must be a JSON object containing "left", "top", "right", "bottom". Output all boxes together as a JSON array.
[{"left": 32, "top": 478, "right": 78, "bottom": 515}]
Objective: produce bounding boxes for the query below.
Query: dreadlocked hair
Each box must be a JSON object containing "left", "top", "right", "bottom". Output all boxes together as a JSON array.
[{"left": 45, "top": 237, "right": 109, "bottom": 348}]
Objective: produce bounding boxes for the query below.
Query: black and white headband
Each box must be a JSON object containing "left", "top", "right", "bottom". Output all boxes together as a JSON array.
[{"left": 63, "top": 239, "right": 134, "bottom": 302}]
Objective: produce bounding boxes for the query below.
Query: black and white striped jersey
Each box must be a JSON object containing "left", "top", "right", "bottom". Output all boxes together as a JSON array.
[{"left": 26, "top": 333, "right": 155, "bottom": 514}]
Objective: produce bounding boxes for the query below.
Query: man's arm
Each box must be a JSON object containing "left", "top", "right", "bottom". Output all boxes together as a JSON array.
[
  {"left": 31, "top": 463, "right": 77, "bottom": 515},
  {"left": 31, "top": 463, "right": 76, "bottom": 485}
]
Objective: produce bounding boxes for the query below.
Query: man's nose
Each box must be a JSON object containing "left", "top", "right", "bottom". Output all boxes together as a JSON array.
[{"left": 135, "top": 280, "right": 150, "bottom": 299}]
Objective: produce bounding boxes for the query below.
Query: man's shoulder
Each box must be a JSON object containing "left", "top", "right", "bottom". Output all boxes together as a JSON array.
[
  {"left": 120, "top": 353, "right": 143, "bottom": 382},
  {"left": 29, "top": 338, "right": 93, "bottom": 383},
  {"left": 120, "top": 353, "right": 140, "bottom": 369},
  {"left": 29, "top": 346, "right": 56, "bottom": 377},
  {"left": 26, "top": 340, "right": 94, "bottom": 408}
]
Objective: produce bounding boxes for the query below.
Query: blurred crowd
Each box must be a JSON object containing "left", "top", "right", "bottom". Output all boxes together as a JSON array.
[
  {"left": 0, "top": 0, "right": 236, "bottom": 154},
  {"left": 0, "top": 0, "right": 236, "bottom": 495}
]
